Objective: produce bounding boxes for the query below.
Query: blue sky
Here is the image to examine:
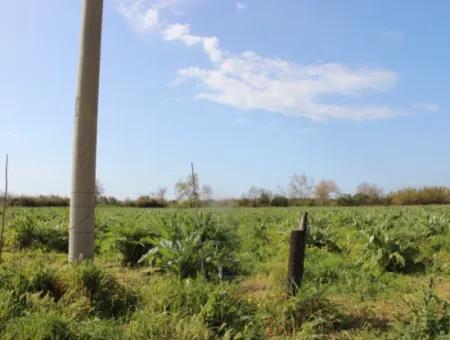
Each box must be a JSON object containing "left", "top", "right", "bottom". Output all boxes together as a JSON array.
[{"left": 1, "top": 0, "right": 449, "bottom": 199}]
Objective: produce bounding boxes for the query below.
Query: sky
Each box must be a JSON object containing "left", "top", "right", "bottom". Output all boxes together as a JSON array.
[{"left": 1, "top": 0, "right": 449, "bottom": 199}]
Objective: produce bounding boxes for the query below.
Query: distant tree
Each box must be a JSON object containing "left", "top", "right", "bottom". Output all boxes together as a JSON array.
[
  {"left": 314, "top": 179, "right": 340, "bottom": 204},
  {"left": 356, "top": 182, "right": 383, "bottom": 203},
  {"left": 246, "top": 186, "right": 261, "bottom": 201},
  {"left": 201, "top": 185, "right": 213, "bottom": 201},
  {"left": 257, "top": 191, "right": 272, "bottom": 206},
  {"left": 242, "top": 187, "right": 273, "bottom": 207},
  {"left": 390, "top": 186, "right": 450, "bottom": 205},
  {"left": 152, "top": 187, "right": 167, "bottom": 202},
  {"left": 288, "top": 174, "right": 314, "bottom": 199},
  {"left": 271, "top": 195, "right": 290, "bottom": 207},
  {"left": 336, "top": 194, "right": 354, "bottom": 206},
  {"left": 175, "top": 173, "right": 213, "bottom": 204},
  {"left": 175, "top": 174, "right": 199, "bottom": 201}
]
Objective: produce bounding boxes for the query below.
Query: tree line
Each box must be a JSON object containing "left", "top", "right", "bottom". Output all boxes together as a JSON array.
[{"left": 2, "top": 173, "right": 450, "bottom": 207}]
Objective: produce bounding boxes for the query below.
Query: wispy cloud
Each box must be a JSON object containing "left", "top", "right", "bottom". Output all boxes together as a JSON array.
[
  {"left": 413, "top": 102, "right": 440, "bottom": 112},
  {"left": 117, "top": 1, "right": 405, "bottom": 121},
  {"left": 117, "top": 0, "right": 184, "bottom": 32},
  {"left": 236, "top": 1, "right": 246, "bottom": 11}
]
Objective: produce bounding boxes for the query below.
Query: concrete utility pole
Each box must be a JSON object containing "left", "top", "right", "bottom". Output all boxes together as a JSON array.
[{"left": 69, "top": 0, "right": 104, "bottom": 262}]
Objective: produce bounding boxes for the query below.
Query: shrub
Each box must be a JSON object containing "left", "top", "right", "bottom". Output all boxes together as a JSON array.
[
  {"left": 307, "top": 216, "right": 341, "bottom": 252},
  {"left": 29, "top": 266, "right": 65, "bottom": 301},
  {"left": 140, "top": 213, "right": 242, "bottom": 280},
  {"left": 362, "top": 215, "right": 424, "bottom": 273},
  {"left": 272, "top": 284, "right": 340, "bottom": 335},
  {"left": 114, "top": 226, "right": 159, "bottom": 266},
  {"left": 199, "top": 286, "right": 262, "bottom": 338},
  {"left": 76, "top": 319, "right": 124, "bottom": 340},
  {"left": 11, "top": 215, "right": 68, "bottom": 252},
  {"left": 2, "top": 312, "right": 74, "bottom": 340},
  {"left": 75, "top": 263, "right": 139, "bottom": 318},
  {"left": 271, "top": 195, "right": 290, "bottom": 207},
  {"left": 12, "top": 215, "right": 37, "bottom": 249},
  {"left": 390, "top": 187, "right": 450, "bottom": 205},
  {"left": 393, "top": 281, "right": 449, "bottom": 339},
  {"left": 0, "top": 266, "right": 30, "bottom": 316},
  {"left": 9, "top": 195, "right": 69, "bottom": 207}
]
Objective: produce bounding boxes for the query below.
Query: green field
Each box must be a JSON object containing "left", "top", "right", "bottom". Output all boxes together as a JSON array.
[{"left": 0, "top": 206, "right": 449, "bottom": 339}]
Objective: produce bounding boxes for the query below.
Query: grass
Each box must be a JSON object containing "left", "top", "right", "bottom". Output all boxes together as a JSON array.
[{"left": 0, "top": 205, "right": 448, "bottom": 339}]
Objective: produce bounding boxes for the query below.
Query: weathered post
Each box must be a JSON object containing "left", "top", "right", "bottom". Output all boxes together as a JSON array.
[
  {"left": 69, "top": 0, "right": 104, "bottom": 262},
  {"left": 287, "top": 212, "right": 308, "bottom": 295}
]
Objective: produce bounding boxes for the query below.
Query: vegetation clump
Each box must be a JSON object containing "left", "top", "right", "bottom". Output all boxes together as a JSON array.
[
  {"left": 140, "top": 212, "right": 242, "bottom": 280},
  {"left": 75, "top": 262, "right": 139, "bottom": 318},
  {"left": 0, "top": 205, "right": 448, "bottom": 339}
]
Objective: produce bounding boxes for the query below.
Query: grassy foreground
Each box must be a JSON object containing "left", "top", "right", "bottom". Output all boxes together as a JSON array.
[{"left": 0, "top": 206, "right": 449, "bottom": 339}]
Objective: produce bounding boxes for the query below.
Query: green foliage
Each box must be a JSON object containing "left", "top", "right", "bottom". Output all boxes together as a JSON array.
[
  {"left": 11, "top": 214, "right": 68, "bottom": 252},
  {"left": 307, "top": 216, "right": 341, "bottom": 252},
  {"left": 75, "top": 319, "right": 124, "bottom": 340},
  {"left": 393, "top": 281, "right": 449, "bottom": 339},
  {"left": 337, "top": 193, "right": 386, "bottom": 206},
  {"left": 8, "top": 195, "right": 69, "bottom": 207},
  {"left": 390, "top": 186, "right": 450, "bottom": 205},
  {"left": 113, "top": 220, "right": 160, "bottom": 266},
  {"left": 140, "top": 212, "right": 242, "bottom": 280},
  {"left": 28, "top": 266, "right": 65, "bottom": 301},
  {"left": 270, "top": 195, "right": 290, "bottom": 207},
  {"left": 2, "top": 312, "right": 74, "bottom": 340},
  {"left": 0, "top": 205, "right": 449, "bottom": 339},
  {"left": 199, "top": 286, "right": 262, "bottom": 338},
  {"left": 271, "top": 284, "right": 340, "bottom": 335},
  {"left": 127, "top": 195, "right": 168, "bottom": 208},
  {"left": 75, "top": 262, "right": 139, "bottom": 318},
  {"left": 362, "top": 215, "right": 424, "bottom": 273}
]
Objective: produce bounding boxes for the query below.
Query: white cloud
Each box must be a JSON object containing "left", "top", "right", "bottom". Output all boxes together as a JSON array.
[
  {"left": 117, "top": 0, "right": 184, "bottom": 32},
  {"left": 118, "top": 0, "right": 159, "bottom": 32},
  {"left": 163, "top": 24, "right": 223, "bottom": 62},
  {"left": 169, "top": 26, "right": 402, "bottom": 120},
  {"left": 117, "top": 1, "right": 404, "bottom": 121},
  {"left": 413, "top": 102, "right": 440, "bottom": 112},
  {"left": 163, "top": 24, "right": 201, "bottom": 45},
  {"left": 236, "top": 2, "right": 246, "bottom": 11}
]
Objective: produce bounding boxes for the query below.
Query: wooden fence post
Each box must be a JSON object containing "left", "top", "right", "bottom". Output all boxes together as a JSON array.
[{"left": 287, "top": 212, "right": 308, "bottom": 295}]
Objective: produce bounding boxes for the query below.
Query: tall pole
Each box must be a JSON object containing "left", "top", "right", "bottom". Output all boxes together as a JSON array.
[{"left": 69, "top": 0, "right": 103, "bottom": 262}]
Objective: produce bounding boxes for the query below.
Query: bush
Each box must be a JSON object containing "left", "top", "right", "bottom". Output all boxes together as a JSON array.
[
  {"left": 75, "top": 263, "right": 139, "bottom": 318},
  {"left": 271, "top": 195, "right": 290, "bottom": 207},
  {"left": 140, "top": 213, "right": 242, "bottom": 280},
  {"left": 0, "top": 266, "right": 31, "bottom": 317},
  {"left": 114, "top": 226, "right": 160, "bottom": 266},
  {"left": 362, "top": 215, "right": 424, "bottom": 273},
  {"left": 272, "top": 284, "right": 340, "bottom": 335},
  {"left": 12, "top": 215, "right": 68, "bottom": 252},
  {"left": 2, "top": 312, "right": 74, "bottom": 340},
  {"left": 76, "top": 319, "right": 124, "bottom": 340},
  {"left": 29, "top": 266, "right": 65, "bottom": 301},
  {"left": 12, "top": 215, "right": 37, "bottom": 249},
  {"left": 390, "top": 187, "right": 450, "bottom": 205},
  {"left": 8, "top": 195, "right": 69, "bottom": 207},
  {"left": 393, "top": 281, "right": 449, "bottom": 339},
  {"left": 199, "top": 286, "right": 262, "bottom": 338},
  {"left": 307, "top": 216, "right": 341, "bottom": 252}
]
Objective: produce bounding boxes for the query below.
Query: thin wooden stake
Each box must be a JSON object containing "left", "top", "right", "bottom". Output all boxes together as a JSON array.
[
  {"left": 287, "top": 212, "right": 308, "bottom": 295},
  {"left": 191, "top": 162, "right": 204, "bottom": 275},
  {"left": 191, "top": 162, "right": 199, "bottom": 211},
  {"left": 0, "top": 154, "right": 9, "bottom": 264}
]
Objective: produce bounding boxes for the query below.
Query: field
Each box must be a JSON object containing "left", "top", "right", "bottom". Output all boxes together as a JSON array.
[{"left": 0, "top": 206, "right": 449, "bottom": 339}]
